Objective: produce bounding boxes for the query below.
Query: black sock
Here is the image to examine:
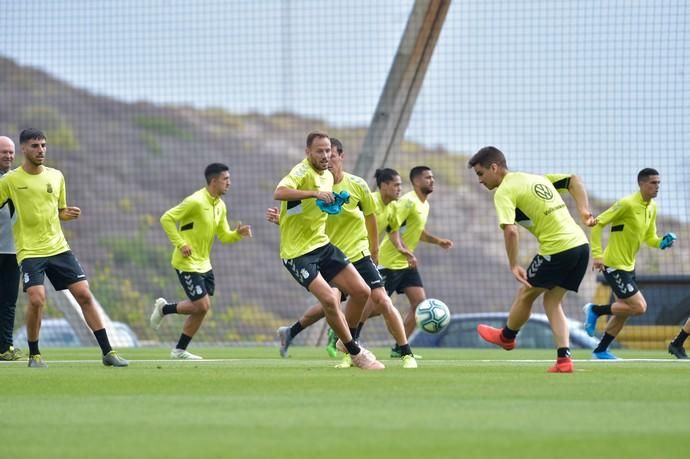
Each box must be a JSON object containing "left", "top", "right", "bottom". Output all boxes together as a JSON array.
[
  {"left": 501, "top": 326, "right": 518, "bottom": 340},
  {"left": 344, "top": 340, "right": 360, "bottom": 355},
  {"left": 557, "top": 347, "right": 571, "bottom": 358},
  {"left": 93, "top": 328, "right": 113, "bottom": 355},
  {"left": 176, "top": 333, "right": 192, "bottom": 350},
  {"left": 355, "top": 322, "right": 364, "bottom": 340},
  {"left": 28, "top": 340, "right": 40, "bottom": 356},
  {"left": 162, "top": 303, "right": 178, "bottom": 315},
  {"left": 349, "top": 328, "right": 357, "bottom": 341},
  {"left": 671, "top": 330, "right": 689, "bottom": 347},
  {"left": 594, "top": 332, "right": 616, "bottom": 353},
  {"left": 289, "top": 321, "right": 304, "bottom": 338},
  {"left": 592, "top": 304, "right": 612, "bottom": 316},
  {"left": 398, "top": 344, "right": 412, "bottom": 356}
]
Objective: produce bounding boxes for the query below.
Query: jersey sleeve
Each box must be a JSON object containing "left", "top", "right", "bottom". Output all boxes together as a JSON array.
[
  {"left": 58, "top": 173, "right": 67, "bottom": 209},
  {"left": 160, "top": 197, "right": 196, "bottom": 249},
  {"left": 590, "top": 200, "right": 626, "bottom": 258},
  {"left": 216, "top": 203, "right": 242, "bottom": 244},
  {"left": 545, "top": 174, "right": 571, "bottom": 192},
  {"left": 357, "top": 180, "right": 376, "bottom": 216},
  {"left": 493, "top": 186, "right": 517, "bottom": 228},
  {"left": 0, "top": 175, "right": 8, "bottom": 207},
  {"left": 388, "top": 197, "right": 412, "bottom": 231}
]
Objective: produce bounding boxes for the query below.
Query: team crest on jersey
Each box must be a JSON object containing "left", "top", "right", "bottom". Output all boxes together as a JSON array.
[
  {"left": 532, "top": 184, "right": 553, "bottom": 201},
  {"left": 46, "top": 183, "right": 53, "bottom": 193}
]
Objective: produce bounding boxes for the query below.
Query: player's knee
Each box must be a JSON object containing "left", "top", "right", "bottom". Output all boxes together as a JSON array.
[
  {"left": 630, "top": 299, "right": 647, "bottom": 315},
  {"left": 27, "top": 292, "right": 45, "bottom": 309},
  {"left": 351, "top": 284, "right": 370, "bottom": 304},
  {"left": 192, "top": 297, "right": 210, "bottom": 313}
]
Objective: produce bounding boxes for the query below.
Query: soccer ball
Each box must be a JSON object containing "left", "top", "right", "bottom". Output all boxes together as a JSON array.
[{"left": 414, "top": 298, "right": 450, "bottom": 334}]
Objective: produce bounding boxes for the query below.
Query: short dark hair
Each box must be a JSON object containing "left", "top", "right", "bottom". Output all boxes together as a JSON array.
[
  {"left": 20, "top": 128, "right": 46, "bottom": 144},
  {"left": 306, "top": 132, "right": 329, "bottom": 148},
  {"left": 330, "top": 138, "right": 343, "bottom": 154},
  {"left": 204, "top": 163, "right": 229, "bottom": 184},
  {"left": 467, "top": 146, "right": 507, "bottom": 169},
  {"left": 637, "top": 168, "right": 659, "bottom": 184},
  {"left": 374, "top": 168, "right": 400, "bottom": 188},
  {"left": 409, "top": 166, "right": 431, "bottom": 183}
]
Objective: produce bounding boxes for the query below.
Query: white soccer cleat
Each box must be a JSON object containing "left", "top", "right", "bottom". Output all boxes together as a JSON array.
[
  {"left": 351, "top": 348, "right": 384, "bottom": 370},
  {"left": 150, "top": 297, "right": 166, "bottom": 330},
  {"left": 170, "top": 349, "right": 203, "bottom": 360}
]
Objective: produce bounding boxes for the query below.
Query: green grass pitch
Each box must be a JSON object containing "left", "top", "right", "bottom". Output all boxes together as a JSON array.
[{"left": 1, "top": 347, "right": 688, "bottom": 459}]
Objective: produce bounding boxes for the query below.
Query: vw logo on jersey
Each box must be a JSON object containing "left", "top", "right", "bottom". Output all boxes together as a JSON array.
[{"left": 533, "top": 183, "right": 554, "bottom": 201}]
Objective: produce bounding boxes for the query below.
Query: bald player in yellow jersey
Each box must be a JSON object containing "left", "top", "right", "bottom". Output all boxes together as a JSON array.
[
  {"left": 150, "top": 163, "right": 251, "bottom": 360},
  {"left": 378, "top": 166, "right": 454, "bottom": 358},
  {"left": 582, "top": 168, "right": 677, "bottom": 359},
  {"left": 468, "top": 146, "right": 597, "bottom": 373},
  {"left": 272, "top": 132, "right": 383, "bottom": 370},
  {"left": 271, "top": 141, "right": 416, "bottom": 368},
  {"left": 0, "top": 129, "right": 128, "bottom": 368}
]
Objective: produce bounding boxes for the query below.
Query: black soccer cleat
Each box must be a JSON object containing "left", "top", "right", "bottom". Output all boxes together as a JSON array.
[{"left": 668, "top": 342, "right": 688, "bottom": 359}]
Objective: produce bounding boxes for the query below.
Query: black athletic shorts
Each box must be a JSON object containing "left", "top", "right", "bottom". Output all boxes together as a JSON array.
[
  {"left": 338, "top": 256, "right": 384, "bottom": 301},
  {"left": 526, "top": 243, "right": 589, "bottom": 292},
  {"left": 602, "top": 267, "right": 639, "bottom": 299},
  {"left": 21, "top": 251, "right": 87, "bottom": 291},
  {"left": 283, "top": 243, "right": 349, "bottom": 290},
  {"left": 177, "top": 269, "right": 215, "bottom": 301},
  {"left": 379, "top": 267, "right": 424, "bottom": 296}
]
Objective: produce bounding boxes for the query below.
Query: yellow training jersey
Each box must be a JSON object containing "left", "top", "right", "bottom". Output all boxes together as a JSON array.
[
  {"left": 160, "top": 187, "right": 242, "bottom": 273},
  {"left": 0, "top": 166, "right": 70, "bottom": 262},
  {"left": 591, "top": 191, "right": 661, "bottom": 271},
  {"left": 379, "top": 190, "right": 429, "bottom": 270},
  {"left": 493, "top": 172, "right": 588, "bottom": 256},
  {"left": 372, "top": 191, "right": 397, "bottom": 239},
  {"left": 277, "top": 158, "right": 333, "bottom": 260},
  {"left": 326, "top": 173, "right": 376, "bottom": 263}
]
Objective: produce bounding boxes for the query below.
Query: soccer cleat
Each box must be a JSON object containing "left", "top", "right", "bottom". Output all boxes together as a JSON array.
[
  {"left": 170, "top": 349, "right": 203, "bottom": 360},
  {"left": 547, "top": 357, "right": 574, "bottom": 373},
  {"left": 583, "top": 303, "right": 598, "bottom": 337},
  {"left": 335, "top": 339, "right": 377, "bottom": 360},
  {"left": 150, "top": 297, "right": 166, "bottom": 330},
  {"left": 326, "top": 328, "right": 338, "bottom": 358},
  {"left": 351, "top": 349, "right": 384, "bottom": 370},
  {"left": 667, "top": 342, "right": 688, "bottom": 359},
  {"left": 401, "top": 354, "right": 418, "bottom": 369},
  {"left": 592, "top": 350, "right": 618, "bottom": 360},
  {"left": 27, "top": 354, "right": 48, "bottom": 368},
  {"left": 390, "top": 348, "right": 423, "bottom": 359},
  {"left": 477, "top": 324, "right": 516, "bottom": 350},
  {"left": 277, "top": 326, "right": 292, "bottom": 358},
  {"left": 103, "top": 350, "right": 129, "bottom": 367},
  {"left": 0, "top": 346, "right": 26, "bottom": 361},
  {"left": 334, "top": 354, "right": 353, "bottom": 368}
]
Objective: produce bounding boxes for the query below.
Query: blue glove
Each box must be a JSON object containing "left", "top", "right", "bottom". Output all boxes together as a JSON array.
[
  {"left": 316, "top": 191, "right": 350, "bottom": 215},
  {"left": 659, "top": 232, "right": 677, "bottom": 250}
]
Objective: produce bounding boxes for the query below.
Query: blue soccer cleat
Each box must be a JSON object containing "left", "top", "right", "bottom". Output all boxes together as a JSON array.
[
  {"left": 583, "top": 303, "right": 598, "bottom": 337},
  {"left": 592, "top": 350, "right": 618, "bottom": 360}
]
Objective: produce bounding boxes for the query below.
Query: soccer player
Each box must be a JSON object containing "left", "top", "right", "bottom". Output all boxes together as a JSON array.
[
  {"left": 273, "top": 140, "right": 416, "bottom": 368},
  {"left": 468, "top": 146, "right": 596, "bottom": 373},
  {"left": 0, "top": 129, "right": 128, "bottom": 368},
  {"left": 583, "top": 168, "right": 677, "bottom": 359},
  {"left": 273, "top": 132, "right": 383, "bottom": 370},
  {"left": 668, "top": 317, "right": 689, "bottom": 359},
  {"left": 378, "top": 166, "right": 454, "bottom": 358},
  {"left": 151, "top": 163, "right": 251, "bottom": 360},
  {"left": 0, "top": 136, "right": 23, "bottom": 361}
]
